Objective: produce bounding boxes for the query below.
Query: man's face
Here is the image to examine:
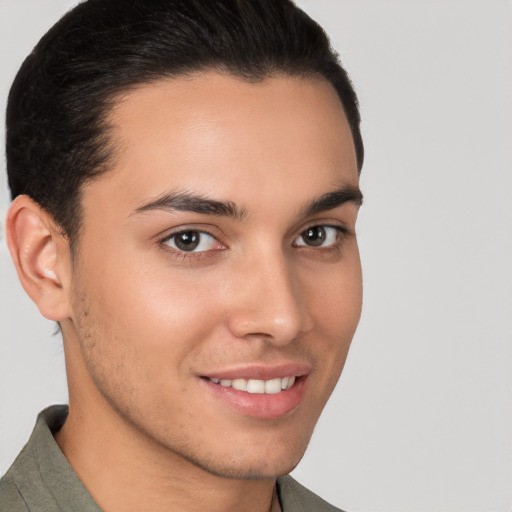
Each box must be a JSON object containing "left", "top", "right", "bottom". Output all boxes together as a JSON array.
[{"left": 63, "top": 72, "right": 362, "bottom": 478}]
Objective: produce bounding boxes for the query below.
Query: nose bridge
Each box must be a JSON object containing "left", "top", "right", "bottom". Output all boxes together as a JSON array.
[{"left": 227, "top": 244, "right": 313, "bottom": 344}]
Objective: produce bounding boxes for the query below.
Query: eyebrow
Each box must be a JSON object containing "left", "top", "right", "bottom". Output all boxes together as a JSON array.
[
  {"left": 301, "top": 185, "right": 363, "bottom": 217},
  {"left": 132, "top": 191, "right": 247, "bottom": 219},
  {"left": 132, "top": 185, "right": 363, "bottom": 219}
]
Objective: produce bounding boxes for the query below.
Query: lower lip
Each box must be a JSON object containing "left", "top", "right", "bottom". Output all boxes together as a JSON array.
[{"left": 201, "top": 376, "right": 308, "bottom": 419}]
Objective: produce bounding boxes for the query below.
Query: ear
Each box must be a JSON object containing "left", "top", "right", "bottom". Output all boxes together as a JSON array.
[{"left": 6, "top": 195, "right": 73, "bottom": 321}]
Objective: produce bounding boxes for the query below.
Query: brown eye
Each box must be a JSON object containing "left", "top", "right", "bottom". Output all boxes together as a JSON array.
[
  {"left": 163, "top": 230, "right": 221, "bottom": 253},
  {"left": 294, "top": 226, "right": 339, "bottom": 248},
  {"left": 174, "top": 231, "right": 200, "bottom": 251},
  {"left": 301, "top": 226, "right": 326, "bottom": 246}
]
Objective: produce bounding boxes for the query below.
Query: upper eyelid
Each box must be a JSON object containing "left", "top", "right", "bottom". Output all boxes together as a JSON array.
[
  {"left": 296, "top": 221, "right": 350, "bottom": 236},
  {"left": 294, "top": 224, "right": 347, "bottom": 240},
  {"left": 162, "top": 229, "right": 216, "bottom": 243},
  {"left": 158, "top": 225, "right": 223, "bottom": 243},
  {"left": 300, "top": 223, "right": 346, "bottom": 232}
]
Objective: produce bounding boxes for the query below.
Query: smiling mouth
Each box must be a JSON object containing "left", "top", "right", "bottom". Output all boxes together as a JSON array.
[
  {"left": 201, "top": 372, "right": 308, "bottom": 418},
  {"left": 204, "top": 376, "right": 296, "bottom": 394}
]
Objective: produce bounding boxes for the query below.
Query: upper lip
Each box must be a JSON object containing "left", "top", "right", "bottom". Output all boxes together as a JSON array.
[{"left": 200, "top": 362, "right": 311, "bottom": 381}]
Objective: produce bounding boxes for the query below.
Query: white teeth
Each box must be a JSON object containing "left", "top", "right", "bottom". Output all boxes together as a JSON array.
[
  {"left": 265, "top": 378, "right": 282, "bottom": 394},
  {"left": 231, "top": 379, "right": 247, "bottom": 391},
  {"left": 209, "top": 376, "right": 296, "bottom": 394},
  {"left": 247, "top": 379, "right": 265, "bottom": 394}
]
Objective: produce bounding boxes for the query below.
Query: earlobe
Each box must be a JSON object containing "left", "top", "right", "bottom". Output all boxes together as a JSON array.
[{"left": 6, "top": 195, "right": 72, "bottom": 321}]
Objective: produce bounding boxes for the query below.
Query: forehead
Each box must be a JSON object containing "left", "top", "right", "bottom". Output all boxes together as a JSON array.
[{"left": 87, "top": 71, "right": 358, "bottom": 214}]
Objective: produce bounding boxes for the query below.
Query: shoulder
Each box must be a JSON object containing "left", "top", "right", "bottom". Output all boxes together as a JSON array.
[
  {"left": 0, "top": 405, "right": 74, "bottom": 512},
  {"left": 277, "top": 475, "right": 346, "bottom": 512},
  {"left": 0, "top": 477, "right": 30, "bottom": 512}
]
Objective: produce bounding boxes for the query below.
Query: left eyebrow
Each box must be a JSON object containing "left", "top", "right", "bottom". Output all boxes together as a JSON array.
[{"left": 301, "top": 185, "right": 363, "bottom": 217}]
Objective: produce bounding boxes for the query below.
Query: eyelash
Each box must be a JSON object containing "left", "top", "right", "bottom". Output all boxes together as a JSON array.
[
  {"left": 293, "top": 224, "right": 349, "bottom": 250},
  {"left": 158, "top": 224, "right": 349, "bottom": 260},
  {"left": 159, "top": 227, "right": 223, "bottom": 260}
]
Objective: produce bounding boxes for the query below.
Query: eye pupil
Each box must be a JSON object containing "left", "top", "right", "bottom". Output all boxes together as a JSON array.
[
  {"left": 303, "top": 226, "right": 326, "bottom": 246},
  {"left": 174, "top": 231, "right": 200, "bottom": 251}
]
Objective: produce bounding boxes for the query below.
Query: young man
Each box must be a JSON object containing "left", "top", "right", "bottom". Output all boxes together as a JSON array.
[{"left": 1, "top": 1, "right": 364, "bottom": 511}]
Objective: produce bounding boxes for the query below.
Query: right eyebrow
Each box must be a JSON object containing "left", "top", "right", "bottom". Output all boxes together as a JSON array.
[{"left": 131, "top": 191, "right": 247, "bottom": 220}]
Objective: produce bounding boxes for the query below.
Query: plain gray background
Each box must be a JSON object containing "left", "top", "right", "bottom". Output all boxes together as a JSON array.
[{"left": 1, "top": 1, "right": 511, "bottom": 511}]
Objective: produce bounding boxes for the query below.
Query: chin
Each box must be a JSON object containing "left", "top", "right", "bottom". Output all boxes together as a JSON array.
[
  {"left": 189, "top": 453, "right": 305, "bottom": 481},
  {"left": 172, "top": 431, "right": 311, "bottom": 480}
]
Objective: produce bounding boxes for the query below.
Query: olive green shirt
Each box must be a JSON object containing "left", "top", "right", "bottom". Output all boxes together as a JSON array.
[{"left": 0, "top": 406, "right": 343, "bottom": 512}]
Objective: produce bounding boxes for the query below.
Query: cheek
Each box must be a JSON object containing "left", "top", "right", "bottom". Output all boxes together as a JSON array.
[
  {"left": 75, "top": 247, "right": 227, "bottom": 376},
  {"left": 306, "top": 253, "right": 362, "bottom": 337},
  {"left": 302, "top": 252, "right": 362, "bottom": 380},
  {"left": 70, "top": 260, "right": 226, "bottom": 431}
]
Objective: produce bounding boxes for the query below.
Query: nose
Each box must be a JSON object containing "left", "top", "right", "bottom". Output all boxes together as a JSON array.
[{"left": 226, "top": 251, "right": 314, "bottom": 345}]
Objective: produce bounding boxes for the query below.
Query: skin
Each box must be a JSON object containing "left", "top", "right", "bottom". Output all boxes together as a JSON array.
[{"left": 7, "top": 71, "right": 362, "bottom": 512}]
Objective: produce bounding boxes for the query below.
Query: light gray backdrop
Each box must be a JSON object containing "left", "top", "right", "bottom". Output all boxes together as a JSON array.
[{"left": 1, "top": 1, "right": 511, "bottom": 511}]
